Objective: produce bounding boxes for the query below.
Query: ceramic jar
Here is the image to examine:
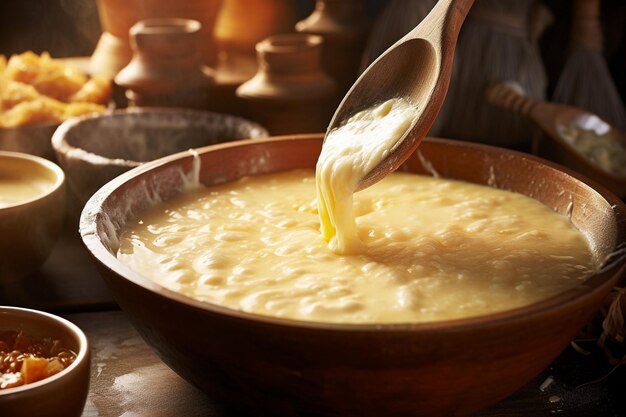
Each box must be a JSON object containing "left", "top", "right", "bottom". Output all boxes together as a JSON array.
[
  {"left": 210, "top": 0, "right": 295, "bottom": 117},
  {"left": 236, "top": 34, "right": 337, "bottom": 135},
  {"left": 90, "top": 0, "right": 222, "bottom": 78},
  {"left": 115, "top": 19, "right": 214, "bottom": 109},
  {"left": 296, "top": 0, "right": 370, "bottom": 99},
  {"left": 214, "top": 0, "right": 294, "bottom": 53}
]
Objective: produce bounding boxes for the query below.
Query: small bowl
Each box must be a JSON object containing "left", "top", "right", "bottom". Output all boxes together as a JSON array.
[
  {"left": 0, "top": 123, "right": 59, "bottom": 161},
  {"left": 0, "top": 306, "right": 90, "bottom": 417},
  {"left": 0, "top": 151, "right": 65, "bottom": 280},
  {"left": 80, "top": 135, "right": 626, "bottom": 417},
  {"left": 52, "top": 108, "right": 268, "bottom": 204},
  {"left": 533, "top": 121, "right": 626, "bottom": 199}
]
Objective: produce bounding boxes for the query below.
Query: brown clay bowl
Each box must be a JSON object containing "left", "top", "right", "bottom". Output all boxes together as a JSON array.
[
  {"left": 0, "top": 306, "right": 90, "bottom": 417},
  {"left": 0, "top": 122, "right": 59, "bottom": 161},
  {"left": 80, "top": 135, "right": 626, "bottom": 417},
  {"left": 51, "top": 107, "right": 268, "bottom": 204},
  {"left": 0, "top": 151, "right": 66, "bottom": 280}
]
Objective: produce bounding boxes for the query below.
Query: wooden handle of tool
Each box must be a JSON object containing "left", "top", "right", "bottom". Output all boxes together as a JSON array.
[
  {"left": 485, "top": 82, "right": 536, "bottom": 117},
  {"left": 571, "top": 0, "right": 602, "bottom": 49},
  {"left": 573, "top": 0, "right": 600, "bottom": 20}
]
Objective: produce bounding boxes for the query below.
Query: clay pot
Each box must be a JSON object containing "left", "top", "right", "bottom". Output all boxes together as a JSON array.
[
  {"left": 210, "top": 0, "right": 296, "bottom": 117},
  {"left": 91, "top": 0, "right": 222, "bottom": 78},
  {"left": 0, "top": 152, "right": 65, "bottom": 280},
  {"left": 0, "top": 307, "right": 90, "bottom": 417},
  {"left": 80, "top": 135, "right": 626, "bottom": 417},
  {"left": 236, "top": 34, "right": 336, "bottom": 135},
  {"left": 296, "top": 0, "right": 370, "bottom": 98},
  {"left": 114, "top": 19, "right": 214, "bottom": 109},
  {"left": 52, "top": 108, "right": 268, "bottom": 204},
  {"left": 90, "top": 32, "right": 134, "bottom": 79},
  {"left": 214, "top": 0, "right": 295, "bottom": 53}
]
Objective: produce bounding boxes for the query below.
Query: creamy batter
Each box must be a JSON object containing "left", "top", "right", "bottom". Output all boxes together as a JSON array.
[
  {"left": 316, "top": 98, "right": 415, "bottom": 254},
  {"left": 117, "top": 170, "right": 596, "bottom": 324},
  {"left": 0, "top": 175, "right": 52, "bottom": 208}
]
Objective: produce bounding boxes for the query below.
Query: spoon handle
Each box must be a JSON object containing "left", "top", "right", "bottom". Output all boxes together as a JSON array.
[
  {"left": 485, "top": 82, "right": 538, "bottom": 117},
  {"left": 406, "top": 0, "right": 474, "bottom": 44}
]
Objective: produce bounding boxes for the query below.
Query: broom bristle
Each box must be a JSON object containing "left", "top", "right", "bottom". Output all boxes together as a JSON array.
[
  {"left": 433, "top": 0, "right": 547, "bottom": 150},
  {"left": 359, "top": 0, "right": 437, "bottom": 73},
  {"left": 553, "top": 49, "right": 626, "bottom": 132},
  {"left": 552, "top": 0, "right": 626, "bottom": 132}
]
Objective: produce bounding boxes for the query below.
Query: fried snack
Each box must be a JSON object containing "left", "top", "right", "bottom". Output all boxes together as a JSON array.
[{"left": 0, "top": 51, "right": 111, "bottom": 128}]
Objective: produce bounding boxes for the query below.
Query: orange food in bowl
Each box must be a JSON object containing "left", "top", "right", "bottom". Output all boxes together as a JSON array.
[
  {"left": 0, "top": 330, "right": 77, "bottom": 390},
  {"left": 0, "top": 52, "right": 111, "bottom": 128}
]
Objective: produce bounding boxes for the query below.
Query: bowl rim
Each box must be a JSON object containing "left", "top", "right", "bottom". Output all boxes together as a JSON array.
[
  {"left": 0, "top": 151, "right": 65, "bottom": 210},
  {"left": 0, "top": 306, "right": 89, "bottom": 395},
  {"left": 0, "top": 121, "right": 60, "bottom": 132},
  {"left": 80, "top": 134, "right": 626, "bottom": 333},
  {"left": 51, "top": 107, "right": 269, "bottom": 169}
]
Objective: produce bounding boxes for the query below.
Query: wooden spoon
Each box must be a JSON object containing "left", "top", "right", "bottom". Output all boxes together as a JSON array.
[
  {"left": 485, "top": 82, "right": 615, "bottom": 147},
  {"left": 486, "top": 81, "right": 626, "bottom": 197},
  {"left": 326, "top": 0, "right": 474, "bottom": 191}
]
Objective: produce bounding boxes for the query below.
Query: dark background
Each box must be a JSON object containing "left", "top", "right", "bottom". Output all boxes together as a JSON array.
[{"left": 1, "top": 0, "right": 625, "bottom": 103}]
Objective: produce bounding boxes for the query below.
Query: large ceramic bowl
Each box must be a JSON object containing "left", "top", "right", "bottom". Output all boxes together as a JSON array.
[
  {"left": 80, "top": 135, "right": 626, "bottom": 417},
  {"left": 52, "top": 107, "right": 268, "bottom": 204},
  {"left": 0, "top": 151, "right": 66, "bottom": 280},
  {"left": 0, "top": 306, "right": 90, "bottom": 417}
]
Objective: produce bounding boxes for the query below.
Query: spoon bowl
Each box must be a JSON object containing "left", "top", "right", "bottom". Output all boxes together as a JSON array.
[
  {"left": 332, "top": 40, "right": 438, "bottom": 120},
  {"left": 327, "top": 0, "right": 474, "bottom": 191}
]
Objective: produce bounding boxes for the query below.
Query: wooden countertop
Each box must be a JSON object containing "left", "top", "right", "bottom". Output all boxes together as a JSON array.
[{"left": 2, "top": 220, "right": 625, "bottom": 416}]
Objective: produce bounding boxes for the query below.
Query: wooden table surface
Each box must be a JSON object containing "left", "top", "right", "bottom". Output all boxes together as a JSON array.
[{"left": 2, "top": 222, "right": 625, "bottom": 417}]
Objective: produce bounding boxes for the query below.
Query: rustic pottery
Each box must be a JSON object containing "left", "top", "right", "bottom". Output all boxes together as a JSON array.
[
  {"left": 80, "top": 135, "right": 626, "bottom": 417},
  {"left": 296, "top": 0, "right": 370, "bottom": 99},
  {"left": 90, "top": 0, "right": 223, "bottom": 78},
  {"left": 0, "top": 152, "right": 65, "bottom": 280},
  {"left": 236, "top": 34, "right": 336, "bottom": 135},
  {"left": 114, "top": 19, "right": 214, "bottom": 109},
  {"left": 52, "top": 108, "right": 268, "bottom": 204},
  {"left": 210, "top": 0, "right": 296, "bottom": 117},
  {"left": 214, "top": 0, "right": 294, "bottom": 50},
  {"left": 0, "top": 307, "right": 90, "bottom": 417}
]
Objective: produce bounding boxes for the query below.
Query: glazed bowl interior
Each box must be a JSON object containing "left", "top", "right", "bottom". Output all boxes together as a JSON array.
[
  {"left": 54, "top": 108, "right": 268, "bottom": 164},
  {"left": 84, "top": 135, "right": 625, "bottom": 277},
  {"left": 0, "top": 151, "right": 66, "bottom": 280},
  {"left": 0, "top": 307, "right": 90, "bottom": 417},
  {"left": 80, "top": 135, "right": 626, "bottom": 417},
  {"left": 0, "top": 151, "right": 64, "bottom": 203},
  {"left": 52, "top": 107, "right": 268, "bottom": 204}
]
